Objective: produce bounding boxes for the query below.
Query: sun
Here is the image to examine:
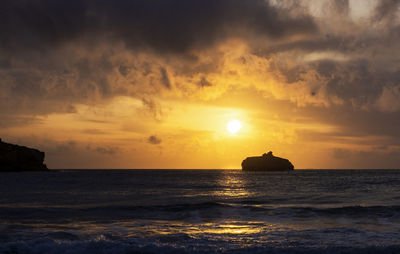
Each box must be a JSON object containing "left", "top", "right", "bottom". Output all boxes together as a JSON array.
[{"left": 227, "top": 120, "right": 242, "bottom": 135}]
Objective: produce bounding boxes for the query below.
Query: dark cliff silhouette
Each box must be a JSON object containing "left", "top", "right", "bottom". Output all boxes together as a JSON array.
[
  {"left": 242, "top": 151, "right": 294, "bottom": 171},
  {"left": 0, "top": 138, "right": 48, "bottom": 172}
]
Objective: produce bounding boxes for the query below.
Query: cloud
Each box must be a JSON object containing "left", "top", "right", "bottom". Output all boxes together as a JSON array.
[
  {"left": 159, "top": 67, "right": 171, "bottom": 89},
  {"left": 0, "top": 0, "right": 88, "bottom": 51},
  {"left": 94, "top": 146, "right": 119, "bottom": 155},
  {"left": 332, "top": 0, "right": 350, "bottom": 16},
  {"left": 199, "top": 77, "right": 213, "bottom": 87},
  {"left": 148, "top": 135, "right": 162, "bottom": 145},
  {"left": 373, "top": 0, "right": 400, "bottom": 24},
  {"left": 331, "top": 147, "right": 400, "bottom": 169},
  {"left": 0, "top": 116, "right": 42, "bottom": 129},
  {"left": 1, "top": 0, "right": 400, "bottom": 169},
  {"left": 1, "top": 0, "right": 398, "bottom": 117},
  {"left": 141, "top": 97, "right": 164, "bottom": 121},
  {"left": 375, "top": 85, "right": 400, "bottom": 112},
  {"left": 0, "top": 0, "right": 317, "bottom": 54}
]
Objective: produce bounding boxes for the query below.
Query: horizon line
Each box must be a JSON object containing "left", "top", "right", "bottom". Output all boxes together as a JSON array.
[{"left": 43, "top": 168, "right": 400, "bottom": 171}]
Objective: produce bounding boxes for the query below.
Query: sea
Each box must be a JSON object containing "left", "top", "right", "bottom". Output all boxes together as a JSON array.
[{"left": 1, "top": 169, "right": 400, "bottom": 254}]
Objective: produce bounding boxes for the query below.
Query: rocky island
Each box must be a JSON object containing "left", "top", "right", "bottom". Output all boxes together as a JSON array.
[
  {"left": 0, "top": 138, "right": 48, "bottom": 172},
  {"left": 242, "top": 151, "right": 294, "bottom": 171}
]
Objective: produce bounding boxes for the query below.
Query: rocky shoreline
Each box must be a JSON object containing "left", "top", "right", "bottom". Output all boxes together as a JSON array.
[{"left": 0, "top": 139, "right": 48, "bottom": 172}]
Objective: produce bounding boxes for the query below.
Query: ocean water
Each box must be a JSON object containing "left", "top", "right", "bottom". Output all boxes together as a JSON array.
[{"left": 1, "top": 170, "right": 400, "bottom": 254}]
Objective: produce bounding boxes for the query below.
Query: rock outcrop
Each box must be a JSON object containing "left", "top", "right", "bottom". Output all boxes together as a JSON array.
[
  {"left": 0, "top": 138, "right": 48, "bottom": 172},
  {"left": 242, "top": 151, "right": 294, "bottom": 171}
]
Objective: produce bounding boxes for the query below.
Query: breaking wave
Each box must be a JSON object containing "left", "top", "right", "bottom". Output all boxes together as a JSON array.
[{"left": 1, "top": 238, "right": 400, "bottom": 254}]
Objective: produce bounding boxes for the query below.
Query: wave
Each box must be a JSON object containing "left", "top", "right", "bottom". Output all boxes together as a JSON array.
[
  {"left": 1, "top": 238, "right": 400, "bottom": 254},
  {"left": 2, "top": 202, "right": 400, "bottom": 222}
]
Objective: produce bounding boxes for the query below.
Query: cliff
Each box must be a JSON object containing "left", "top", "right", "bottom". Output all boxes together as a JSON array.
[
  {"left": 242, "top": 151, "right": 294, "bottom": 171},
  {"left": 0, "top": 138, "right": 48, "bottom": 172}
]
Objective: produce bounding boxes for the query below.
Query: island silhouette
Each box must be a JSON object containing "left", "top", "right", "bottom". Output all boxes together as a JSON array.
[
  {"left": 242, "top": 151, "right": 294, "bottom": 171},
  {"left": 0, "top": 138, "right": 48, "bottom": 172}
]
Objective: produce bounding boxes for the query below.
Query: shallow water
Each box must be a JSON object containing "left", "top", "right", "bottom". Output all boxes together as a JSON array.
[{"left": 1, "top": 169, "right": 400, "bottom": 253}]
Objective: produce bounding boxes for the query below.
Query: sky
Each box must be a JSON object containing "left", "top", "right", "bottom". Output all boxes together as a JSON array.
[{"left": 1, "top": 0, "right": 400, "bottom": 169}]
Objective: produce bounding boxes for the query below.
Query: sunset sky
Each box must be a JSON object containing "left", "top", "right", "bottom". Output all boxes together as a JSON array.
[{"left": 1, "top": 0, "right": 400, "bottom": 169}]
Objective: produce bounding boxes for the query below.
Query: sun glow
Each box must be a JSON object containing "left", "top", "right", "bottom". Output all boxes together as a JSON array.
[{"left": 226, "top": 120, "right": 242, "bottom": 135}]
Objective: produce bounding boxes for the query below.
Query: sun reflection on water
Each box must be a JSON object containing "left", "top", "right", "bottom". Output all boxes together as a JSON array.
[
  {"left": 212, "top": 171, "right": 252, "bottom": 198},
  {"left": 198, "top": 223, "right": 262, "bottom": 234}
]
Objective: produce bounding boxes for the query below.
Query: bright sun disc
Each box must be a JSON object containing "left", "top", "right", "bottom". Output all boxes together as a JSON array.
[{"left": 227, "top": 120, "right": 242, "bottom": 134}]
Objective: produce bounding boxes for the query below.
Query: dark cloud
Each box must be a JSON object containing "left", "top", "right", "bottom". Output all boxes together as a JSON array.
[
  {"left": 0, "top": 0, "right": 318, "bottom": 120},
  {"left": 199, "top": 77, "right": 213, "bottom": 87},
  {"left": 96, "top": 0, "right": 317, "bottom": 53},
  {"left": 0, "top": 59, "right": 11, "bottom": 69},
  {"left": 311, "top": 59, "right": 382, "bottom": 104},
  {"left": 259, "top": 35, "right": 363, "bottom": 56},
  {"left": 0, "top": 0, "right": 317, "bottom": 54},
  {"left": 94, "top": 146, "right": 119, "bottom": 155},
  {"left": 373, "top": 0, "right": 400, "bottom": 23},
  {"left": 0, "top": 0, "right": 88, "bottom": 51},
  {"left": 148, "top": 135, "right": 162, "bottom": 145},
  {"left": 159, "top": 67, "right": 171, "bottom": 89},
  {"left": 118, "top": 65, "right": 131, "bottom": 77}
]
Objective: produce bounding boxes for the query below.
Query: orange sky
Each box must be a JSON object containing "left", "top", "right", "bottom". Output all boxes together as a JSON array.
[{"left": 1, "top": 0, "right": 400, "bottom": 169}]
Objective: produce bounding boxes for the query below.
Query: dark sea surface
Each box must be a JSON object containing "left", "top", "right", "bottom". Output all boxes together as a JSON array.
[{"left": 1, "top": 169, "right": 400, "bottom": 253}]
